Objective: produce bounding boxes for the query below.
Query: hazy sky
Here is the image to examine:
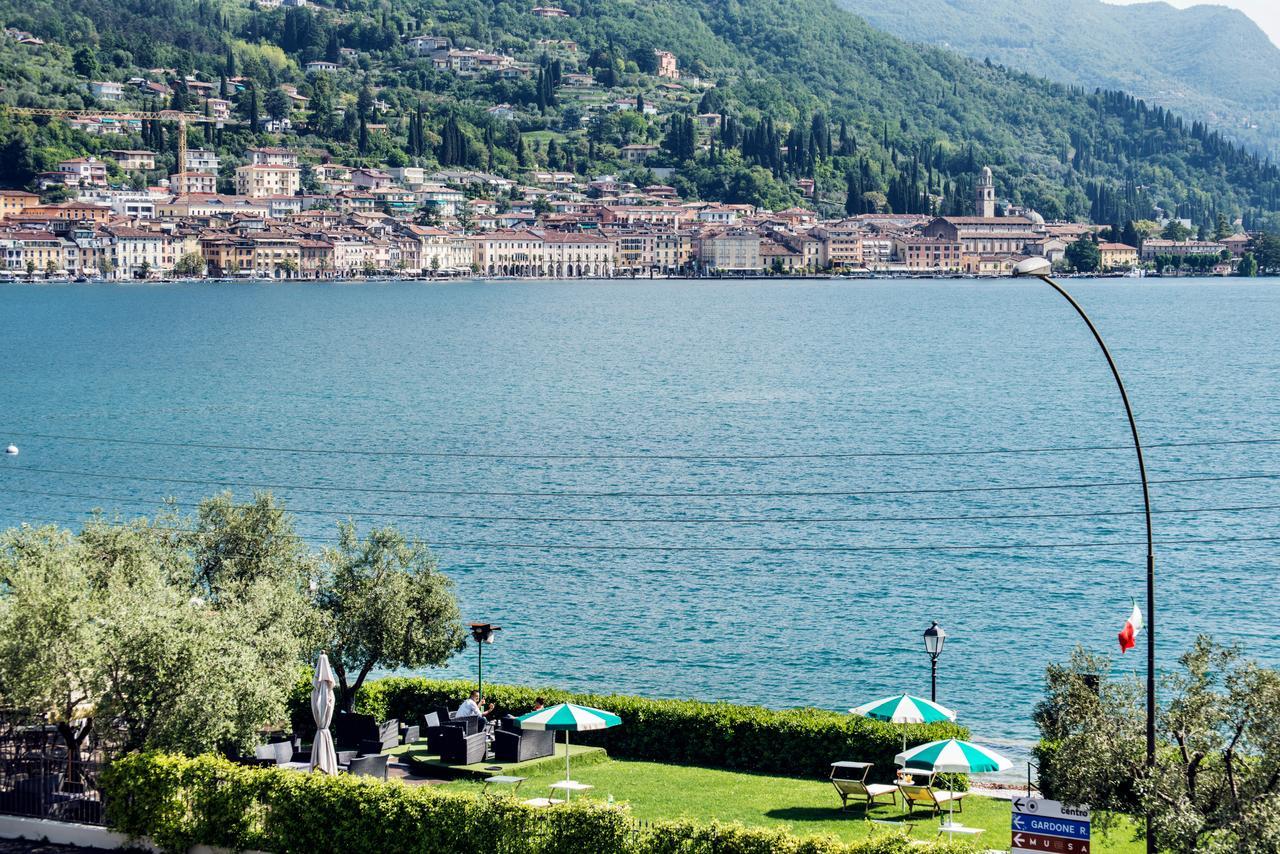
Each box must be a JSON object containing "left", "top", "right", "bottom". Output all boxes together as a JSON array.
[{"left": 1105, "top": 0, "right": 1280, "bottom": 46}]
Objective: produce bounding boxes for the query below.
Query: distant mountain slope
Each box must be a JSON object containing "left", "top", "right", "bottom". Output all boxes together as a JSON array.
[
  {"left": 2, "top": 0, "right": 1280, "bottom": 225},
  {"left": 837, "top": 0, "right": 1280, "bottom": 156}
]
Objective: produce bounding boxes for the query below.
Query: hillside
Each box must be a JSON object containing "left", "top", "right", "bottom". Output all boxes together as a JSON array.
[
  {"left": 1, "top": 0, "right": 1279, "bottom": 228},
  {"left": 837, "top": 0, "right": 1280, "bottom": 158}
]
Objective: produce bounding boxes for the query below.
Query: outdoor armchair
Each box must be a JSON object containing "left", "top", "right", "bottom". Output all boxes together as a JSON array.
[
  {"left": 346, "top": 754, "right": 389, "bottom": 780},
  {"left": 334, "top": 712, "right": 400, "bottom": 755},
  {"left": 251, "top": 742, "right": 294, "bottom": 766},
  {"left": 898, "top": 781, "right": 967, "bottom": 816},
  {"left": 436, "top": 725, "right": 487, "bottom": 765},
  {"left": 829, "top": 761, "right": 897, "bottom": 811},
  {"left": 493, "top": 726, "right": 555, "bottom": 763}
]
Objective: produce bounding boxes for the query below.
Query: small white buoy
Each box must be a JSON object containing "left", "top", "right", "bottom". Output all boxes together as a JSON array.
[{"left": 4, "top": 445, "right": 17, "bottom": 456}]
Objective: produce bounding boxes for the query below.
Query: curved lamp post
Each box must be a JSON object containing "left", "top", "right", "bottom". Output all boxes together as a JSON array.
[{"left": 1013, "top": 257, "right": 1155, "bottom": 854}]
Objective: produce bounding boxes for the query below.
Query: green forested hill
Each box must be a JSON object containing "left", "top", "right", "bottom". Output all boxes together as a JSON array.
[
  {"left": 837, "top": 0, "right": 1280, "bottom": 158},
  {"left": 2, "top": 0, "right": 1279, "bottom": 229}
]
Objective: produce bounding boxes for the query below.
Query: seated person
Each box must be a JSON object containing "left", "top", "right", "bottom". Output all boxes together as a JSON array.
[{"left": 456, "top": 690, "right": 495, "bottom": 722}]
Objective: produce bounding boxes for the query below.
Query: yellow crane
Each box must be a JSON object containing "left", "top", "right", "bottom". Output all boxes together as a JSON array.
[{"left": 1, "top": 106, "right": 226, "bottom": 176}]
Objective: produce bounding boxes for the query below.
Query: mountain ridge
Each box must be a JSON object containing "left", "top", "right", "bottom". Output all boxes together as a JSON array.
[{"left": 836, "top": 0, "right": 1280, "bottom": 157}]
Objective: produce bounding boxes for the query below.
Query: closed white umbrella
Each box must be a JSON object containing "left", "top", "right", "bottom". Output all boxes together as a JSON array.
[{"left": 310, "top": 653, "right": 338, "bottom": 775}]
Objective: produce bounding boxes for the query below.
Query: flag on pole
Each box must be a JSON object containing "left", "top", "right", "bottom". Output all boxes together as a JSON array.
[{"left": 1118, "top": 600, "right": 1143, "bottom": 653}]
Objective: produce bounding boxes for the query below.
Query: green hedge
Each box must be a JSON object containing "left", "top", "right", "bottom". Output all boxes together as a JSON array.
[
  {"left": 290, "top": 677, "right": 968, "bottom": 784},
  {"left": 102, "top": 753, "right": 978, "bottom": 854}
]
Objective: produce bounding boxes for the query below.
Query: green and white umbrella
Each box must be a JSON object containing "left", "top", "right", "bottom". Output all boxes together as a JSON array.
[
  {"left": 850, "top": 693, "right": 957, "bottom": 752},
  {"left": 517, "top": 703, "right": 621, "bottom": 786},
  {"left": 894, "top": 738, "right": 1012, "bottom": 826}
]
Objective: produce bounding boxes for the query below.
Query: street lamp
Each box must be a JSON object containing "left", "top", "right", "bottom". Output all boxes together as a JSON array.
[
  {"left": 923, "top": 621, "right": 946, "bottom": 701},
  {"left": 1013, "top": 257, "right": 1155, "bottom": 854},
  {"left": 469, "top": 622, "right": 501, "bottom": 700}
]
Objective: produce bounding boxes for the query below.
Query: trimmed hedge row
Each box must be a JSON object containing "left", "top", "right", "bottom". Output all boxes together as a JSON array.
[
  {"left": 102, "top": 753, "right": 978, "bottom": 854},
  {"left": 290, "top": 676, "right": 968, "bottom": 784}
]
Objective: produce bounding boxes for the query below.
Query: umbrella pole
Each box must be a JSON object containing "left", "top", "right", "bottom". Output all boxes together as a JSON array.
[{"left": 565, "top": 731, "right": 571, "bottom": 784}]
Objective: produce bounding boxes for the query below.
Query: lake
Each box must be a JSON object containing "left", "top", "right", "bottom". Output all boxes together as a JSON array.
[{"left": 2, "top": 277, "right": 1278, "bottom": 768}]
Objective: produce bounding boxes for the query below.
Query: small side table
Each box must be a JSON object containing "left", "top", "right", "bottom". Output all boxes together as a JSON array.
[
  {"left": 483, "top": 775, "right": 527, "bottom": 795},
  {"left": 549, "top": 780, "right": 594, "bottom": 802}
]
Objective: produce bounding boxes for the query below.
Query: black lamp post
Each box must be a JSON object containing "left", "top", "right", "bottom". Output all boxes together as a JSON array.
[
  {"left": 1013, "top": 257, "right": 1155, "bottom": 854},
  {"left": 923, "top": 621, "right": 946, "bottom": 701},
  {"left": 469, "top": 622, "right": 501, "bottom": 699}
]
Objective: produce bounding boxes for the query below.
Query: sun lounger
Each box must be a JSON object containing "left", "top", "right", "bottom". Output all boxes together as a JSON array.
[
  {"left": 830, "top": 761, "right": 897, "bottom": 811},
  {"left": 897, "top": 782, "right": 967, "bottom": 816}
]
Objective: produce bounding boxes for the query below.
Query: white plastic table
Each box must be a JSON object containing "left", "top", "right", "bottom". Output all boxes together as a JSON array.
[
  {"left": 548, "top": 780, "right": 594, "bottom": 802},
  {"left": 483, "top": 775, "right": 527, "bottom": 795},
  {"left": 937, "top": 821, "right": 984, "bottom": 838}
]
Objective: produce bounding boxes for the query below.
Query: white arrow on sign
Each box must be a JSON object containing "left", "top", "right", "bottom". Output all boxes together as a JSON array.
[
  {"left": 1013, "top": 814, "right": 1026, "bottom": 831},
  {"left": 1012, "top": 797, "right": 1092, "bottom": 822},
  {"left": 1013, "top": 834, "right": 1024, "bottom": 847}
]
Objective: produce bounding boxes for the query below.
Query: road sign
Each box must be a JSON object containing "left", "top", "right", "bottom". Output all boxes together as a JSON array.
[
  {"left": 1012, "top": 797, "right": 1091, "bottom": 854},
  {"left": 1012, "top": 813, "right": 1091, "bottom": 840},
  {"left": 1013, "top": 796, "right": 1092, "bottom": 822},
  {"left": 1011, "top": 831, "right": 1091, "bottom": 853}
]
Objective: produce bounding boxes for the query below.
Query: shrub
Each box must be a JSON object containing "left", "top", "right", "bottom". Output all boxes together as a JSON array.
[
  {"left": 289, "top": 676, "right": 968, "bottom": 784},
  {"left": 103, "top": 753, "right": 976, "bottom": 854}
]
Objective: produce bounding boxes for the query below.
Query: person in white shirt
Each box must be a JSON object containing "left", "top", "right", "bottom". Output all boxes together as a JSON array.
[{"left": 456, "top": 690, "right": 493, "bottom": 720}]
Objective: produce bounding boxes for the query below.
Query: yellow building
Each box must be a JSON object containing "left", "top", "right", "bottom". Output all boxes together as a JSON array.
[
  {"left": 0, "top": 190, "right": 40, "bottom": 220},
  {"left": 234, "top": 164, "right": 301, "bottom": 198},
  {"left": 1098, "top": 242, "right": 1139, "bottom": 270}
]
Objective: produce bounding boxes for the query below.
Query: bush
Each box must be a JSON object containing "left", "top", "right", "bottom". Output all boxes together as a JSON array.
[
  {"left": 289, "top": 676, "right": 968, "bottom": 784},
  {"left": 103, "top": 753, "right": 976, "bottom": 854}
]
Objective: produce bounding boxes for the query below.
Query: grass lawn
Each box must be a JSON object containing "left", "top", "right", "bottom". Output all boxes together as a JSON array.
[
  {"left": 444, "top": 759, "right": 1145, "bottom": 852},
  {"left": 521, "top": 129, "right": 569, "bottom": 143}
]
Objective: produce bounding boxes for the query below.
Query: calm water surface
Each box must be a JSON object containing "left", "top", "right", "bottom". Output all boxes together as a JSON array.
[{"left": 2, "top": 278, "right": 1278, "bottom": 766}]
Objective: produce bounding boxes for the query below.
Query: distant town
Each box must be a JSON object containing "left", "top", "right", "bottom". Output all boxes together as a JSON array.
[
  {"left": 0, "top": 21, "right": 1262, "bottom": 281},
  {"left": 1, "top": 153, "right": 1254, "bottom": 281}
]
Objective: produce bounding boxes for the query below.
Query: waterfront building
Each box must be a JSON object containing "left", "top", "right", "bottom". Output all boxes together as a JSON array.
[
  {"left": 697, "top": 229, "right": 762, "bottom": 273},
  {"left": 1098, "top": 242, "right": 1139, "bottom": 270}
]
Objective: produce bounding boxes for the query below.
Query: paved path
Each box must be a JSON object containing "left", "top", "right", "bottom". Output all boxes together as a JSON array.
[{"left": 0, "top": 841, "right": 112, "bottom": 854}]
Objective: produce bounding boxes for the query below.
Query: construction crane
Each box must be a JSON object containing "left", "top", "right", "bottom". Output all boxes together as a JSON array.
[{"left": 1, "top": 106, "right": 226, "bottom": 176}]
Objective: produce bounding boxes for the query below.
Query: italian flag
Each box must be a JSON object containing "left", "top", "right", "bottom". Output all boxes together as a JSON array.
[{"left": 1117, "top": 600, "right": 1143, "bottom": 653}]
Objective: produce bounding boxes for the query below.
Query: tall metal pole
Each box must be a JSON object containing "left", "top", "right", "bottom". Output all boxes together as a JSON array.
[
  {"left": 477, "top": 643, "right": 484, "bottom": 700},
  {"left": 930, "top": 656, "right": 938, "bottom": 702},
  {"left": 1027, "top": 270, "right": 1156, "bottom": 854}
]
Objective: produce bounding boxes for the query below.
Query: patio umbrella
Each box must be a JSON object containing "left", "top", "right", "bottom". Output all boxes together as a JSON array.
[
  {"left": 309, "top": 653, "right": 339, "bottom": 775},
  {"left": 850, "top": 693, "right": 957, "bottom": 753},
  {"left": 516, "top": 702, "right": 621, "bottom": 784},
  {"left": 893, "top": 738, "right": 1011, "bottom": 826}
]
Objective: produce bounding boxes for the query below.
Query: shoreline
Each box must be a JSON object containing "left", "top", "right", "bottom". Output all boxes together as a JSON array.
[{"left": 0, "top": 271, "right": 1224, "bottom": 285}]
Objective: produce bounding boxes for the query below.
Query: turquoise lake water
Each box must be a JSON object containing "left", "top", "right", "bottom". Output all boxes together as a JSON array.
[{"left": 2, "top": 277, "right": 1278, "bottom": 763}]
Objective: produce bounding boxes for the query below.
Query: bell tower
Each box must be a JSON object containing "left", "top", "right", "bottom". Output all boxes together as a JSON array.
[{"left": 976, "top": 166, "right": 996, "bottom": 218}]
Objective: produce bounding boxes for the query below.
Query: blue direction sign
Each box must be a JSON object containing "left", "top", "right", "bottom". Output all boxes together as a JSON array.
[
  {"left": 1012, "top": 797, "right": 1091, "bottom": 854},
  {"left": 1013, "top": 813, "right": 1091, "bottom": 840}
]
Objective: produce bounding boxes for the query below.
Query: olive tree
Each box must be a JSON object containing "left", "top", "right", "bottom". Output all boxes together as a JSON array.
[
  {"left": 316, "top": 523, "right": 466, "bottom": 711},
  {"left": 1035, "top": 638, "right": 1280, "bottom": 853},
  {"left": 0, "top": 494, "right": 317, "bottom": 756}
]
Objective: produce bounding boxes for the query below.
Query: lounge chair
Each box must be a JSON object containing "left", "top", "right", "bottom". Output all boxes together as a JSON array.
[
  {"left": 898, "top": 781, "right": 967, "bottom": 816},
  {"left": 829, "top": 761, "right": 897, "bottom": 811}
]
